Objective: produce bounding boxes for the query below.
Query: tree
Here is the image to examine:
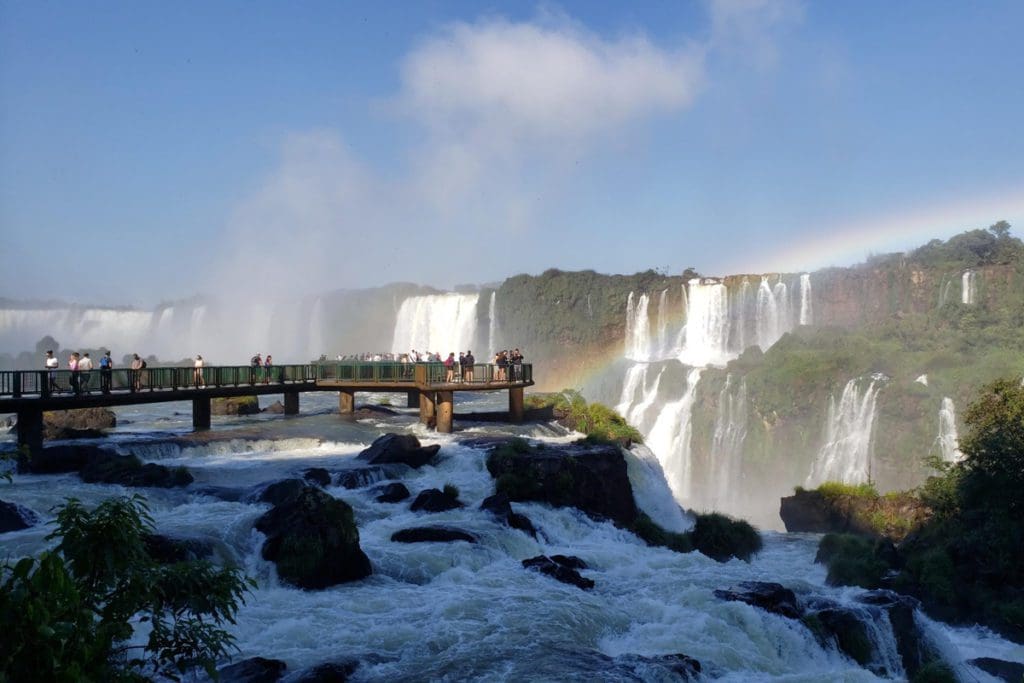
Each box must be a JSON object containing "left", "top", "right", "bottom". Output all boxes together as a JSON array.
[
  {"left": 989, "top": 220, "right": 1012, "bottom": 240},
  {"left": 0, "top": 495, "right": 253, "bottom": 681}
]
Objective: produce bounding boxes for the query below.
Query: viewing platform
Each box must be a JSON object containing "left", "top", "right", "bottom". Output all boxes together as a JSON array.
[{"left": 0, "top": 361, "right": 534, "bottom": 452}]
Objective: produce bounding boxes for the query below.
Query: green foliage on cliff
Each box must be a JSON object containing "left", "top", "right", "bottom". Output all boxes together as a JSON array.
[
  {"left": 630, "top": 512, "right": 762, "bottom": 562},
  {"left": 0, "top": 495, "right": 252, "bottom": 681},
  {"left": 816, "top": 533, "right": 891, "bottom": 589},
  {"left": 910, "top": 222, "right": 1023, "bottom": 269},
  {"left": 526, "top": 390, "right": 643, "bottom": 445}
]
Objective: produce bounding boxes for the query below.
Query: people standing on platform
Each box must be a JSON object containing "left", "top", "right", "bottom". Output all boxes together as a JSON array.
[
  {"left": 68, "top": 352, "right": 81, "bottom": 394},
  {"left": 99, "top": 351, "right": 113, "bottom": 393},
  {"left": 194, "top": 355, "right": 206, "bottom": 387},
  {"left": 45, "top": 350, "right": 59, "bottom": 392},
  {"left": 512, "top": 348, "right": 523, "bottom": 381},
  {"left": 264, "top": 355, "right": 273, "bottom": 383},
  {"left": 131, "top": 353, "right": 143, "bottom": 391},
  {"left": 444, "top": 352, "right": 456, "bottom": 382},
  {"left": 78, "top": 353, "right": 94, "bottom": 393},
  {"left": 464, "top": 350, "right": 475, "bottom": 382},
  {"left": 250, "top": 353, "right": 262, "bottom": 385}
]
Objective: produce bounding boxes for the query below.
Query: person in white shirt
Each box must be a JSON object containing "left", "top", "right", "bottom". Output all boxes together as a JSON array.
[
  {"left": 194, "top": 355, "right": 206, "bottom": 388},
  {"left": 45, "top": 350, "right": 59, "bottom": 392},
  {"left": 77, "top": 353, "right": 94, "bottom": 393}
]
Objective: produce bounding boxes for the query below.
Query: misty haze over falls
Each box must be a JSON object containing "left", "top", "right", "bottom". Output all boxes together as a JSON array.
[{"left": 612, "top": 274, "right": 834, "bottom": 527}]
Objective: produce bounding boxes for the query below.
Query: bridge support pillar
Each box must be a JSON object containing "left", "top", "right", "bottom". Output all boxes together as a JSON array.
[
  {"left": 509, "top": 386, "right": 524, "bottom": 423},
  {"left": 436, "top": 391, "right": 454, "bottom": 433},
  {"left": 16, "top": 409, "right": 43, "bottom": 457},
  {"left": 406, "top": 390, "right": 419, "bottom": 409},
  {"left": 284, "top": 391, "right": 300, "bottom": 415},
  {"left": 193, "top": 397, "right": 211, "bottom": 431},
  {"left": 339, "top": 390, "right": 355, "bottom": 414},
  {"left": 419, "top": 391, "right": 436, "bottom": 426}
]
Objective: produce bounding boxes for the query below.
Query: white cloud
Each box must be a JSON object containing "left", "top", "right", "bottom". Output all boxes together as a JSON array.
[{"left": 707, "top": 0, "right": 803, "bottom": 69}]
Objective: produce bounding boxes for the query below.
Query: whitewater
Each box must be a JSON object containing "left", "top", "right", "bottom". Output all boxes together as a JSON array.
[{"left": 1, "top": 391, "right": 1019, "bottom": 681}]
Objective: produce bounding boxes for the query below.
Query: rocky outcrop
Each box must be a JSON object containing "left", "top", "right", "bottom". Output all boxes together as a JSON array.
[
  {"left": 780, "top": 488, "right": 930, "bottom": 542},
  {"left": 0, "top": 500, "right": 39, "bottom": 533},
  {"left": 336, "top": 465, "right": 405, "bottom": 489},
  {"left": 288, "top": 660, "right": 359, "bottom": 682},
  {"left": 262, "top": 400, "right": 286, "bottom": 414},
  {"left": 21, "top": 444, "right": 117, "bottom": 474},
  {"left": 486, "top": 440, "right": 638, "bottom": 527},
  {"left": 142, "top": 533, "right": 215, "bottom": 564},
  {"left": 390, "top": 526, "right": 477, "bottom": 543},
  {"left": 713, "top": 582, "right": 800, "bottom": 620},
  {"left": 969, "top": 657, "right": 1024, "bottom": 682},
  {"left": 356, "top": 433, "right": 440, "bottom": 469},
  {"left": 254, "top": 486, "right": 371, "bottom": 589},
  {"left": 251, "top": 479, "right": 308, "bottom": 506},
  {"left": 480, "top": 492, "right": 536, "bottom": 537},
  {"left": 79, "top": 452, "right": 193, "bottom": 488},
  {"left": 522, "top": 555, "right": 594, "bottom": 590},
  {"left": 43, "top": 407, "right": 116, "bottom": 440},
  {"left": 410, "top": 488, "right": 463, "bottom": 512},
  {"left": 218, "top": 656, "right": 287, "bottom": 683},
  {"left": 212, "top": 396, "right": 260, "bottom": 416},
  {"left": 302, "top": 468, "right": 332, "bottom": 487},
  {"left": 374, "top": 482, "right": 410, "bottom": 503}
]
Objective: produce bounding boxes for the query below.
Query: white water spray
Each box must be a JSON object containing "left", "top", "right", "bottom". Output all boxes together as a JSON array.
[
  {"left": 390, "top": 293, "right": 479, "bottom": 355},
  {"left": 487, "top": 291, "right": 498, "bottom": 355},
  {"left": 710, "top": 375, "right": 749, "bottom": 510},
  {"left": 646, "top": 367, "right": 703, "bottom": 501},
  {"left": 799, "top": 273, "right": 813, "bottom": 325},
  {"left": 961, "top": 271, "right": 976, "bottom": 305},
  {"left": 937, "top": 397, "right": 963, "bottom": 462},
  {"left": 806, "top": 379, "right": 881, "bottom": 486}
]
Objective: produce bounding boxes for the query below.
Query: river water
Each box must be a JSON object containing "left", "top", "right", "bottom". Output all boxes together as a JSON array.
[{"left": 1, "top": 392, "right": 1021, "bottom": 682}]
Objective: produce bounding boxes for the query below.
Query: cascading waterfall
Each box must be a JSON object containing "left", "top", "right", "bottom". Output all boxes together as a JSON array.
[
  {"left": 624, "top": 292, "right": 652, "bottom": 361},
  {"left": 709, "top": 375, "right": 748, "bottom": 510},
  {"left": 646, "top": 367, "right": 703, "bottom": 501},
  {"left": 487, "top": 291, "right": 498, "bottom": 355},
  {"left": 679, "top": 280, "right": 730, "bottom": 367},
  {"left": 390, "top": 293, "right": 479, "bottom": 355},
  {"left": 938, "top": 277, "right": 954, "bottom": 307},
  {"left": 937, "top": 397, "right": 963, "bottom": 462},
  {"left": 655, "top": 289, "right": 670, "bottom": 358},
  {"left": 961, "top": 271, "right": 976, "bottom": 305},
  {"left": 799, "top": 273, "right": 813, "bottom": 325},
  {"left": 806, "top": 379, "right": 881, "bottom": 486}
]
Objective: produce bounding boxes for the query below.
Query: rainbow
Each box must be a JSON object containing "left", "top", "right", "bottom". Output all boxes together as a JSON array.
[{"left": 725, "top": 185, "right": 1024, "bottom": 275}]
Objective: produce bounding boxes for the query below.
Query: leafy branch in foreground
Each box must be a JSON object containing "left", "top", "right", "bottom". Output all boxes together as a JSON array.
[{"left": 0, "top": 494, "right": 254, "bottom": 682}]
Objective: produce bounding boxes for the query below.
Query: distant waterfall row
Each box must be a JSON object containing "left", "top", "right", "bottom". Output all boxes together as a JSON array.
[
  {"left": 389, "top": 292, "right": 503, "bottom": 357},
  {"left": 938, "top": 270, "right": 977, "bottom": 307},
  {"left": 625, "top": 274, "right": 812, "bottom": 366}
]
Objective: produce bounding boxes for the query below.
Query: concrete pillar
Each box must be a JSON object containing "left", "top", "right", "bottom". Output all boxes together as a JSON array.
[
  {"left": 509, "top": 386, "right": 524, "bottom": 423},
  {"left": 406, "top": 390, "right": 419, "bottom": 408},
  {"left": 339, "top": 390, "right": 355, "bottom": 414},
  {"left": 193, "top": 397, "right": 211, "bottom": 431},
  {"left": 419, "top": 391, "right": 436, "bottom": 425},
  {"left": 284, "top": 391, "right": 300, "bottom": 415},
  {"left": 16, "top": 409, "right": 43, "bottom": 456},
  {"left": 436, "top": 391, "right": 453, "bottom": 433}
]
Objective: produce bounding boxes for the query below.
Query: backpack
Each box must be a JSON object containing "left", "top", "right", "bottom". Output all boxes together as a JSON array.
[
  {"left": 140, "top": 359, "right": 147, "bottom": 369},
  {"left": 100, "top": 356, "right": 111, "bottom": 369}
]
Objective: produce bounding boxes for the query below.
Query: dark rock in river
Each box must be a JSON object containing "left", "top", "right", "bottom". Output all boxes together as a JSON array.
[
  {"left": 391, "top": 526, "right": 477, "bottom": 544},
  {"left": 302, "top": 467, "right": 332, "bottom": 488},
  {"left": 79, "top": 452, "right": 193, "bottom": 488},
  {"left": 251, "top": 479, "right": 308, "bottom": 506},
  {"left": 374, "top": 482, "right": 410, "bottom": 503},
  {"left": 0, "top": 500, "right": 39, "bottom": 532},
  {"left": 522, "top": 555, "right": 594, "bottom": 590},
  {"left": 218, "top": 656, "right": 287, "bottom": 683},
  {"left": 336, "top": 465, "right": 406, "bottom": 489},
  {"left": 486, "top": 440, "right": 638, "bottom": 526},
  {"left": 969, "top": 657, "right": 1024, "bottom": 682},
  {"left": 255, "top": 486, "right": 371, "bottom": 589},
  {"left": 780, "top": 488, "right": 930, "bottom": 542},
  {"left": 192, "top": 485, "right": 248, "bottom": 502},
  {"left": 286, "top": 659, "right": 359, "bottom": 682},
  {"left": 356, "top": 433, "right": 440, "bottom": 469},
  {"left": 713, "top": 581, "right": 801, "bottom": 620},
  {"left": 263, "top": 400, "right": 286, "bottom": 414},
  {"left": 43, "top": 407, "right": 116, "bottom": 440},
  {"left": 212, "top": 395, "right": 260, "bottom": 416},
  {"left": 410, "top": 487, "right": 463, "bottom": 512},
  {"left": 143, "top": 533, "right": 215, "bottom": 564},
  {"left": 21, "top": 444, "right": 116, "bottom": 474},
  {"left": 480, "top": 492, "right": 537, "bottom": 538},
  {"left": 616, "top": 653, "right": 702, "bottom": 681},
  {"left": 855, "top": 590, "right": 940, "bottom": 679}
]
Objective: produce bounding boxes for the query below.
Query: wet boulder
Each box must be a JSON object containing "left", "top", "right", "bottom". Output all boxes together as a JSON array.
[
  {"left": 356, "top": 433, "right": 440, "bottom": 469},
  {"left": 20, "top": 444, "right": 116, "bottom": 474},
  {"left": 480, "top": 492, "right": 536, "bottom": 538},
  {"left": 390, "top": 526, "right": 477, "bottom": 543},
  {"left": 287, "top": 659, "right": 359, "bottom": 682},
  {"left": 374, "top": 482, "right": 410, "bottom": 503},
  {"left": 250, "top": 479, "right": 308, "bottom": 506},
  {"left": 302, "top": 468, "right": 332, "bottom": 488},
  {"left": 486, "top": 440, "right": 638, "bottom": 527},
  {"left": 218, "top": 656, "right": 287, "bottom": 683},
  {"left": 856, "top": 590, "right": 941, "bottom": 679},
  {"left": 43, "top": 407, "right": 116, "bottom": 440},
  {"left": 212, "top": 396, "right": 260, "bottom": 416},
  {"left": 79, "top": 452, "right": 193, "bottom": 488},
  {"left": 255, "top": 486, "right": 371, "bottom": 589},
  {"left": 142, "top": 533, "right": 215, "bottom": 564},
  {"left": 0, "top": 500, "right": 39, "bottom": 533},
  {"left": 336, "top": 465, "right": 405, "bottom": 489},
  {"left": 969, "top": 657, "right": 1024, "bottom": 682},
  {"left": 522, "top": 555, "right": 594, "bottom": 590},
  {"left": 262, "top": 400, "right": 286, "bottom": 414},
  {"left": 713, "top": 581, "right": 801, "bottom": 620},
  {"left": 616, "top": 653, "right": 702, "bottom": 681},
  {"left": 780, "top": 488, "right": 930, "bottom": 542},
  {"left": 410, "top": 487, "right": 462, "bottom": 513}
]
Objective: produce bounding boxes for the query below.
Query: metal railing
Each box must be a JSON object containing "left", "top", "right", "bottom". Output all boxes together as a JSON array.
[{"left": 0, "top": 362, "right": 532, "bottom": 399}]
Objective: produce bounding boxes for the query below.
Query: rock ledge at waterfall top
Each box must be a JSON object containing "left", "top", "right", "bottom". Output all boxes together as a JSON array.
[{"left": 780, "top": 486, "right": 931, "bottom": 542}]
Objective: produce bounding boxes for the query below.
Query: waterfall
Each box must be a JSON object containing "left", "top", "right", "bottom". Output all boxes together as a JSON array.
[
  {"left": 710, "top": 375, "right": 748, "bottom": 510},
  {"left": 806, "top": 379, "right": 881, "bottom": 486},
  {"left": 655, "top": 289, "right": 670, "bottom": 358},
  {"left": 624, "top": 292, "right": 651, "bottom": 361},
  {"left": 646, "top": 367, "right": 704, "bottom": 502},
  {"left": 487, "top": 291, "right": 498, "bottom": 355},
  {"left": 938, "top": 277, "right": 954, "bottom": 307},
  {"left": 937, "top": 397, "right": 963, "bottom": 462},
  {"left": 390, "top": 293, "right": 480, "bottom": 355},
  {"left": 679, "top": 280, "right": 730, "bottom": 367},
  {"left": 961, "top": 271, "right": 976, "bottom": 305},
  {"left": 799, "top": 273, "right": 813, "bottom": 325}
]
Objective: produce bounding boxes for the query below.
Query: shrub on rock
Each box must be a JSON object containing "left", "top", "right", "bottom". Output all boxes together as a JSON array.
[{"left": 690, "top": 513, "right": 762, "bottom": 563}]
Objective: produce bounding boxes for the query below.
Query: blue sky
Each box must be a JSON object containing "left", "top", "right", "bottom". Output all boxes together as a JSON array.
[{"left": 2, "top": 1, "right": 1022, "bottom": 307}]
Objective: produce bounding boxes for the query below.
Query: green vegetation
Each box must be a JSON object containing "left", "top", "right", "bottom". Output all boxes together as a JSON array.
[
  {"left": 442, "top": 483, "right": 460, "bottom": 500},
  {"left": 815, "top": 534, "right": 891, "bottom": 589},
  {"left": 526, "top": 390, "right": 643, "bottom": 445},
  {"left": 630, "top": 513, "right": 693, "bottom": 553},
  {"left": 0, "top": 495, "right": 252, "bottom": 681},
  {"left": 811, "top": 481, "right": 879, "bottom": 499},
  {"left": 690, "top": 512, "right": 763, "bottom": 563}
]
